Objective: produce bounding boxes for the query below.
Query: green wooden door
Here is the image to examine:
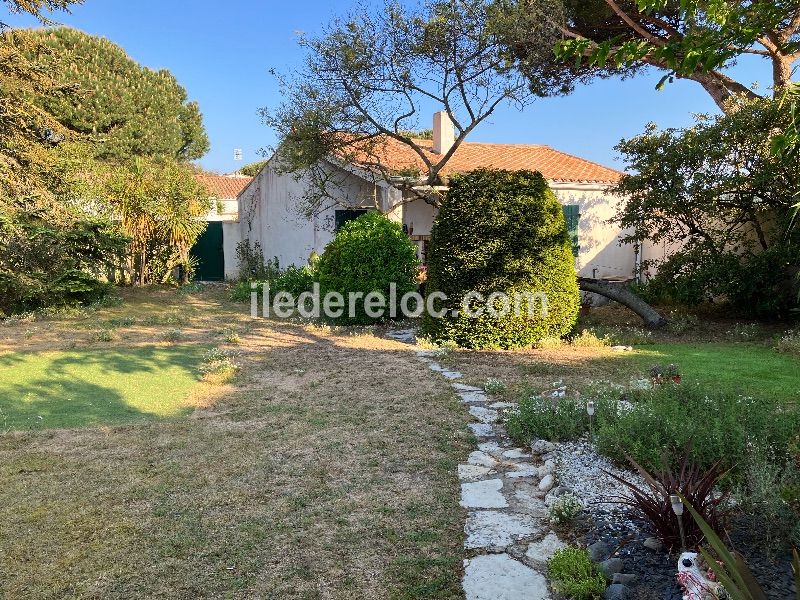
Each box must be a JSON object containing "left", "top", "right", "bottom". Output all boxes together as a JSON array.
[
  {"left": 191, "top": 222, "right": 225, "bottom": 281},
  {"left": 562, "top": 204, "right": 580, "bottom": 258}
]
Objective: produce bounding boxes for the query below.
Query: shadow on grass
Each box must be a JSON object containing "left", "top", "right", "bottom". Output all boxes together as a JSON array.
[{"left": 0, "top": 345, "right": 206, "bottom": 430}]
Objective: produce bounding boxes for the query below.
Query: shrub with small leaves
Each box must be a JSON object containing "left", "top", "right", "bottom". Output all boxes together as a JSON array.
[
  {"left": 547, "top": 547, "right": 607, "bottom": 600},
  {"left": 484, "top": 378, "right": 506, "bottom": 395},
  {"left": 776, "top": 330, "right": 800, "bottom": 355},
  {"left": 199, "top": 347, "right": 239, "bottom": 383},
  {"left": 92, "top": 329, "right": 115, "bottom": 342},
  {"left": 161, "top": 329, "right": 183, "bottom": 342},
  {"left": 550, "top": 492, "right": 583, "bottom": 526},
  {"left": 422, "top": 169, "right": 580, "bottom": 349}
]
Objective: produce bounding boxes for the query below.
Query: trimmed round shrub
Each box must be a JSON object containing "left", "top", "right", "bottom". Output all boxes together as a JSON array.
[
  {"left": 317, "top": 211, "right": 419, "bottom": 324},
  {"left": 421, "top": 169, "right": 580, "bottom": 349}
]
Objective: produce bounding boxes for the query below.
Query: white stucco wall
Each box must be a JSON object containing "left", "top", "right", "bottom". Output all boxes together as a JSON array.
[
  {"left": 550, "top": 183, "right": 636, "bottom": 280},
  {"left": 222, "top": 221, "right": 242, "bottom": 281},
  {"left": 236, "top": 161, "right": 381, "bottom": 271}
]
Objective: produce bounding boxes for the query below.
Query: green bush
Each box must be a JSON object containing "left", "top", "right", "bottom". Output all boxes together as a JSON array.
[
  {"left": 317, "top": 211, "right": 419, "bottom": 325},
  {"left": 230, "top": 265, "right": 316, "bottom": 305},
  {"left": 507, "top": 393, "right": 618, "bottom": 443},
  {"left": 547, "top": 547, "right": 606, "bottom": 600},
  {"left": 421, "top": 169, "right": 580, "bottom": 349},
  {"left": 594, "top": 383, "right": 800, "bottom": 479},
  {"left": 0, "top": 214, "right": 125, "bottom": 316},
  {"left": 636, "top": 246, "right": 800, "bottom": 318}
]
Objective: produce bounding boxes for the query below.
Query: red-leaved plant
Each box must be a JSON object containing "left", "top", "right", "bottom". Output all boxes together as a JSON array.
[{"left": 604, "top": 451, "right": 731, "bottom": 551}]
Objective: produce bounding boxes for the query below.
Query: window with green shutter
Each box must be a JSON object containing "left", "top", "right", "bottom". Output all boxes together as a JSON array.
[
  {"left": 562, "top": 204, "right": 580, "bottom": 257},
  {"left": 334, "top": 209, "right": 369, "bottom": 231}
]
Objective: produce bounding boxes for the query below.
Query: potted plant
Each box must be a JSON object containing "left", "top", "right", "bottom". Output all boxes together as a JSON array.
[{"left": 666, "top": 364, "right": 681, "bottom": 384}]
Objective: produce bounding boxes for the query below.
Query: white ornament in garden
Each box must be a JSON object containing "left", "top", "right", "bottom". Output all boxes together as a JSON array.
[{"left": 676, "top": 552, "right": 723, "bottom": 600}]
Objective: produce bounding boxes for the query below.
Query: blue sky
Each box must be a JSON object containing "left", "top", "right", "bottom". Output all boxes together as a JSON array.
[{"left": 6, "top": 0, "right": 769, "bottom": 174}]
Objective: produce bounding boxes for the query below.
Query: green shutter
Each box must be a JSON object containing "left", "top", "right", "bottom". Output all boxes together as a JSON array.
[{"left": 562, "top": 204, "right": 580, "bottom": 258}]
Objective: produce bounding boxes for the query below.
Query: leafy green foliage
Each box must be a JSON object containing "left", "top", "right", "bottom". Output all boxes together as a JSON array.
[
  {"left": 317, "top": 212, "right": 419, "bottom": 325},
  {"left": 0, "top": 30, "right": 74, "bottom": 207},
  {"left": 547, "top": 547, "right": 606, "bottom": 600},
  {"left": 595, "top": 384, "right": 800, "bottom": 479},
  {"left": 17, "top": 28, "right": 209, "bottom": 161},
  {"left": 616, "top": 98, "right": 800, "bottom": 317},
  {"left": 238, "top": 160, "right": 268, "bottom": 177},
  {"left": 101, "top": 158, "right": 211, "bottom": 285},
  {"left": 507, "top": 393, "right": 603, "bottom": 443},
  {"left": 551, "top": 0, "right": 798, "bottom": 108},
  {"left": 422, "top": 169, "right": 580, "bottom": 349},
  {"left": 0, "top": 213, "right": 126, "bottom": 315}
]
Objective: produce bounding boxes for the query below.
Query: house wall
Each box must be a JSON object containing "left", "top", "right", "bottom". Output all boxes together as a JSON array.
[
  {"left": 550, "top": 184, "right": 636, "bottom": 280},
  {"left": 222, "top": 221, "right": 242, "bottom": 280},
  {"left": 235, "top": 161, "right": 380, "bottom": 272}
]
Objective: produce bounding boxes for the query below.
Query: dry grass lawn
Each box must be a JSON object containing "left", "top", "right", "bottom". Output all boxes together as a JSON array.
[{"left": 0, "top": 287, "right": 472, "bottom": 599}]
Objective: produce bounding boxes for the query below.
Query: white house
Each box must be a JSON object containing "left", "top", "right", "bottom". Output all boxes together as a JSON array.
[{"left": 232, "top": 113, "right": 639, "bottom": 282}]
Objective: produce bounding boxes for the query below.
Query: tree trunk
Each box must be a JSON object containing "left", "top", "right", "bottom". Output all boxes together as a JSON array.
[
  {"left": 689, "top": 71, "right": 761, "bottom": 111},
  {"left": 578, "top": 277, "right": 668, "bottom": 329}
]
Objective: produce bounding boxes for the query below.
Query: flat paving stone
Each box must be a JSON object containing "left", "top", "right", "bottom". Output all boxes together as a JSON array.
[
  {"left": 387, "top": 329, "right": 416, "bottom": 342},
  {"left": 502, "top": 449, "right": 531, "bottom": 460},
  {"left": 463, "top": 554, "right": 550, "bottom": 600},
  {"left": 506, "top": 464, "right": 540, "bottom": 479},
  {"left": 469, "top": 406, "right": 499, "bottom": 424},
  {"left": 525, "top": 532, "right": 567, "bottom": 568},
  {"left": 478, "top": 441, "right": 504, "bottom": 455},
  {"left": 429, "top": 362, "right": 464, "bottom": 379},
  {"left": 468, "top": 423, "right": 495, "bottom": 438},
  {"left": 468, "top": 451, "right": 499, "bottom": 467},
  {"left": 459, "top": 391, "right": 488, "bottom": 404},
  {"left": 460, "top": 479, "right": 508, "bottom": 509},
  {"left": 458, "top": 464, "right": 495, "bottom": 481},
  {"left": 464, "top": 510, "right": 540, "bottom": 549},
  {"left": 452, "top": 383, "right": 484, "bottom": 393},
  {"left": 489, "top": 401, "right": 518, "bottom": 409}
]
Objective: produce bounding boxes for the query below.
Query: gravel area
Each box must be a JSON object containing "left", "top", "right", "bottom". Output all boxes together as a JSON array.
[{"left": 550, "top": 438, "right": 797, "bottom": 600}]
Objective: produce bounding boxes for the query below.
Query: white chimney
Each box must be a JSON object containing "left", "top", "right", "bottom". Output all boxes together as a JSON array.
[{"left": 432, "top": 111, "right": 455, "bottom": 155}]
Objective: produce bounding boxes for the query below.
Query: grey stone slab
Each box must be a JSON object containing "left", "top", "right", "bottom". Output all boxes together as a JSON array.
[
  {"left": 464, "top": 511, "right": 540, "bottom": 549},
  {"left": 458, "top": 464, "right": 495, "bottom": 481},
  {"left": 469, "top": 405, "right": 499, "bottom": 424},
  {"left": 468, "top": 423, "right": 495, "bottom": 438},
  {"left": 525, "top": 532, "right": 567, "bottom": 568},
  {"left": 460, "top": 479, "right": 508, "bottom": 509},
  {"left": 463, "top": 554, "right": 549, "bottom": 600}
]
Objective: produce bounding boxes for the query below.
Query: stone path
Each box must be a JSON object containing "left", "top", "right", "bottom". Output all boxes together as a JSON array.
[{"left": 387, "top": 328, "right": 566, "bottom": 600}]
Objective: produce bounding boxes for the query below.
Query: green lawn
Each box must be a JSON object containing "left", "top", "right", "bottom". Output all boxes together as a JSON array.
[
  {"left": 0, "top": 345, "right": 207, "bottom": 430},
  {"left": 624, "top": 343, "right": 800, "bottom": 401}
]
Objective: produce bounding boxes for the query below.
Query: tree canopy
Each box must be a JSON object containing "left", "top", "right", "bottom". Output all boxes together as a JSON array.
[
  {"left": 263, "top": 0, "right": 575, "bottom": 215},
  {"left": 514, "top": 0, "right": 800, "bottom": 110},
  {"left": 17, "top": 27, "right": 209, "bottom": 162}
]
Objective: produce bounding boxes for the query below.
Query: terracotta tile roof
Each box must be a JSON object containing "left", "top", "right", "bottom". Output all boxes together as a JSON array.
[
  {"left": 194, "top": 175, "right": 253, "bottom": 199},
  {"left": 352, "top": 137, "right": 622, "bottom": 184}
]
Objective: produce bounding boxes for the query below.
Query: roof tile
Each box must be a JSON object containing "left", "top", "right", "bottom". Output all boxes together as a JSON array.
[{"left": 194, "top": 175, "right": 253, "bottom": 199}]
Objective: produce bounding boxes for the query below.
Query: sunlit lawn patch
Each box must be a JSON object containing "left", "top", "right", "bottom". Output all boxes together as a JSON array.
[
  {"left": 0, "top": 345, "right": 208, "bottom": 430},
  {"left": 622, "top": 343, "right": 800, "bottom": 402}
]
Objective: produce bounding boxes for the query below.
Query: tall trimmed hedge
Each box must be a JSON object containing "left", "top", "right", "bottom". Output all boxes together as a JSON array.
[
  {"left": 421, "top": 169, "right": 580, "bottom": 349},
  {"left": 317, "top": 211, "right": 419, "bottom": 324}
]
